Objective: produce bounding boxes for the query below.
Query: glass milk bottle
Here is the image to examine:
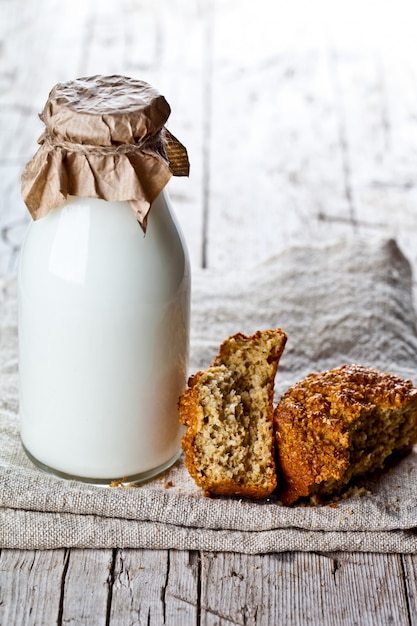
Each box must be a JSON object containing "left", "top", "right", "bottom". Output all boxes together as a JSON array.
[{"left": 18, "top": 75, "right": 190, "bottom": 484}]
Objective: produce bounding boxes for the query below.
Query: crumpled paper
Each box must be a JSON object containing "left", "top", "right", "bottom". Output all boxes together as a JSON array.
[{"left": 21, "top": 75, "right": 189, "bottom": 230}]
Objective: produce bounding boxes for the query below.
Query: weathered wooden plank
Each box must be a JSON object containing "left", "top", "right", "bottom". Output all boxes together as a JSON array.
[
  {"left": 0, "top": 0, "right": 98, "bottom": 274},
  {"left": 164, "top": 550, "right": 200, "bottom": 624},
  {"left": 321, "top": 552, "right": 410, "bottom": 626},
  {"left": 204, "top": 0, "right": 417, "bottom": 281},
  {"left": 328, "top": 44, "right": 417, "bottom": 301},
  {"left": 199, "top": 551, "right": 411, "bottom": 626},
  {"left": 0, "top": 0, "right": 94, "bottom": 120},
  {"left": 1, "top": 548, "right": 412, "bottom": 626},
  {"left": 108, "top": 548, "right": 199, "bottom": 625},
  {"left": 0, "top": 165, "right": 29, "bottom": 274},
  {"left": 402, "top": 553, "right": 417, "bottom": 625},
  {"left": 206, "top": 1, "right": 354, "bottom": 271},
  {"left": 0, "top": 548, "right": 66, "bottom": 625},
  {"left": 59, "top": 549, "right": 113, "bottom": 626}
]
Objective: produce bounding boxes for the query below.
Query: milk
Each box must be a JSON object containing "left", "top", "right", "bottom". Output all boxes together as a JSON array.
[{"left": 18, "top": 190, "right": 190, "bottom": 482}]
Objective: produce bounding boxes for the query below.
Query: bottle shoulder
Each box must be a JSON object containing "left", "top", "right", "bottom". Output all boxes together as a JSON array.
[{"left": 18, "top": 191, "right": 190, "bottom": 309}]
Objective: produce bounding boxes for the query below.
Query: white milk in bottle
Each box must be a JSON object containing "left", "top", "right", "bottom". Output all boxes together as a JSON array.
[{"left": 18, "top": 75, "right": 190, "bottom": 483}]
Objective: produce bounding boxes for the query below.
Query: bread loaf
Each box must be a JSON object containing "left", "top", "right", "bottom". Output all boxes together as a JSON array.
[
  {"left": 274, "top": 364, "right": 417, "bottom": 505},
  {"left": 179, "top": 329, "right": 287, "bottom": 498}
]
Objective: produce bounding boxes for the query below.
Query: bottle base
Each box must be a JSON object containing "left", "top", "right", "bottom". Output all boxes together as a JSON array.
[{"left": 21, "top": 441, "right": 182, "bottom": 486}]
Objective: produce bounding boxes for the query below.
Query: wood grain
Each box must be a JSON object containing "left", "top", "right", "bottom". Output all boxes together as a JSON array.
[
  {"left": 199, "top": 551, "right": 412, "bottom": 626},
  {"left": 108, "top": 549, "right": 198, "bottom": 625},
  {"left": 0, "top": 549, "right": 65, "bottom": 625},
  {"left": 60, "top": 549, "right": 113, "bottom": 625},
  {"left": 2, "top": 548, "right": 414, "bottom": 625}
]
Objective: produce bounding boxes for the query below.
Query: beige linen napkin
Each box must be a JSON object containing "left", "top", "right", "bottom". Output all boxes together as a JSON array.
[{"left": 1, "top": 237, "right": 417, "bottom": 553}]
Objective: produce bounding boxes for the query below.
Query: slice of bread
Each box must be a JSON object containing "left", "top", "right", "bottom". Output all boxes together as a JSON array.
[
  {"left": 274, "top": 364, "right": 417, "bottom": 505},
  {"left": 179, "top": 329, "right": 287, "bottom": 498}
]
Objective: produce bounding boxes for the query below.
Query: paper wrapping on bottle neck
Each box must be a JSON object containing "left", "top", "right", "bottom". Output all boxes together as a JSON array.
[{"left": 21, "top": 75, "right": 189, "bottom": 230}]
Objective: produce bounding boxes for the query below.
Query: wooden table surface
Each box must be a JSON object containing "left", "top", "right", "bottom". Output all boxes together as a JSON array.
[{"left": 2, "top": 1, "right": 417, "bottom": 624}]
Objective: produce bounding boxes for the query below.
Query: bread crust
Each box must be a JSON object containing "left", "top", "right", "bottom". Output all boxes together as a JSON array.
[
  {"left": 274, "top": 364, "right": 417, "bottom": 505},
  {"left": 179, "top": 329, "right": 287, "bottom": 498}
]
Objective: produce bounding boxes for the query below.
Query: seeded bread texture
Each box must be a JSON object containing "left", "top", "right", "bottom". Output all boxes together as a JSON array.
[
  {"left": 274, "top": 364, "right": 417, "bottom": 505},
  {"left": 179, "top": 329, "right": 287, "bottom": 498}
]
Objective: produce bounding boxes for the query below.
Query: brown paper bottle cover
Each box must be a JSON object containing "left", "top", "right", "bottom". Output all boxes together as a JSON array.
[{"left": 21, "top": 75, "right": 190, "bottom": 230}]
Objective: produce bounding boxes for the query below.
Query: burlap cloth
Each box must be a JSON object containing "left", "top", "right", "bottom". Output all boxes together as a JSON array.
[{"left": 2, "top": 237, "right": 417, "bottom": 553}]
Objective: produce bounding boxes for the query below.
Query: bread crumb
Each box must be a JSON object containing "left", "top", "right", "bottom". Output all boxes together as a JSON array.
[{"left": 109, "top": 478, "right": 126, "bottom": 488}]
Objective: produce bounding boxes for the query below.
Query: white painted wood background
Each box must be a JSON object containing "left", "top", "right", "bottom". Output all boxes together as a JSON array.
[{"left": 1, "top": 0, "right": 417, "bottom": 624}]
